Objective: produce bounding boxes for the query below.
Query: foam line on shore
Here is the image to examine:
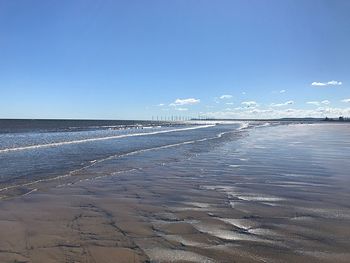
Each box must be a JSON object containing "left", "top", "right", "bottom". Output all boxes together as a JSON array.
[
  {"left": 0, "top": 127, "right": 238, "bottom": 195},
  {"left": 0, "top": 125, "right": 215, "bottom": 154}
]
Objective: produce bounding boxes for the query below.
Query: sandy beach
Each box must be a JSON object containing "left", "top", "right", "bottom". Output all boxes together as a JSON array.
[{"left": 0, "top": 123, "right": 350, "bottom": 263}]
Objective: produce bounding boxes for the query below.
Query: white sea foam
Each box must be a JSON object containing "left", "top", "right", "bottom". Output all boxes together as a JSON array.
[
  {"left": 238, "top": 122, "right": 250, "bottom": 130},
  {"left": 258, "top": 122, "right": 271, "bottom": 127},
  {"left": 21, "top": 188, "right": 37, "bottom": 197},
  {"left": 229, "top": 164, "right": 242, "bottom": 168}
]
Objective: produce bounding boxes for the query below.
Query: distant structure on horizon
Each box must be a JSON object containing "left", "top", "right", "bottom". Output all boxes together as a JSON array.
[
  {"left": 151, "top": 116, "right": 192, "bottom": 122},
  {"left": 324, "top": 116, "right": 350, "bottom": 122}
]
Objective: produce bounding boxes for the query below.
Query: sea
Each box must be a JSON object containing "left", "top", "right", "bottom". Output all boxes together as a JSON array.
[{"left": 0, "top": 119, "right": 253, "bottom": 195}]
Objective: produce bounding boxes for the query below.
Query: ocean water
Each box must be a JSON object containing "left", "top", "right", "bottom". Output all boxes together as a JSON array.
[{"left": 0, "top": 119, "right": 252, "bottom": 194}]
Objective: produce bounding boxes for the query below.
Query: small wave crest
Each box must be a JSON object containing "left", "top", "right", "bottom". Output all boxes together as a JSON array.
[
  {"left": 0, "top": 125, "right": 215, "bottom": 154},
  {"left": 237, "top": 122, "right": 250, "bottom": 130}
]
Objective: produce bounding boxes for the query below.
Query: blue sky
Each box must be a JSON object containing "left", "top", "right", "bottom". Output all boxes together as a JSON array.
[{"left": 0, "top": 0, "right": 349, "bottom": 119}]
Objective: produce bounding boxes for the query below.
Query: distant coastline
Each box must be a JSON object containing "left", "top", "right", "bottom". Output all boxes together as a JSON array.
[{"left": 191, "top": 117, "right": 350, "bottom": 122}]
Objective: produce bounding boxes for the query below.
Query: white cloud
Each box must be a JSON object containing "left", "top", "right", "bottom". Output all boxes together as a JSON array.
[
  {"left": 175, "top": 107, "right": 188, "bottom": 111},
  {"left": 203, "top": 106, "right": 350, "bottom": 119},
  {"left": 311, "top": 80, "right": 342, "bottom": 87},
  {"left": 241, "top": 101, "right": 257, "bottom": 107},
  {"left": 314, "top": 107, "right": 350, "bottom": 117},
  {"left": 226, "top": 102, "right": 234, "bottom": 105},
  {"left": 270, "top": 100, "right": 294, "bottom": 107},
  {"left": 219, "top": 94, "right": 233, "bottom": 99},
  {"left": 327, "top": 80, "right": 342, "bottom": 85},
  {"left": 249, "top": 109, "right": 273, "bottom": 114},
  {"left": 307, "top": 101, "right": 320, "bottom": 106},
  {"left": 280, "top": 90, "right": 286, "bottom": 93},
  {"left": 170, "top": 98, "right": 200, "bottom": 106},
  {"left": 157, "top": 103, "right": 165, "bottom": 106},
  {"left": 341, "top": 98, "right": 350, "bottom": 103},
  {"left": 311, "top": 82, "right": 327, "bottom": 86},
  {"left": 307, "top": 100, "right": 330, "bottom": 106}
]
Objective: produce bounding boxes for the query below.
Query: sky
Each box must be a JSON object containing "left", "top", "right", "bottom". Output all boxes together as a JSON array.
[{"left": 0, "top": 0, "right": 350, "bottom": 120}]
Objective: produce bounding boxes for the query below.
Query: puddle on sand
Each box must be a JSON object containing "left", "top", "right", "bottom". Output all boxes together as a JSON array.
[
  {"left": 160, "top": 234, "right": 210, "bottom": 247},
  {"left": 234, "top": 194, "right": 285, "bottom": 202},
  {"left": 183, "top": 202, "right": 213, "bottom": 208},
  {"left": 297, "top": 250, "right": 350, "bottom": 263},
  {"left": 144, "top": 248, "right": 215, "bottom": 263},
  {"left": 188, "top": 221, "right": 273, "bottom": 243}
]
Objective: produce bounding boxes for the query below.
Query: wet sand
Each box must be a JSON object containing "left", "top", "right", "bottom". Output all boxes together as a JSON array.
[{"left": 0, "top": 123, "right": 350, "bottom": 262}]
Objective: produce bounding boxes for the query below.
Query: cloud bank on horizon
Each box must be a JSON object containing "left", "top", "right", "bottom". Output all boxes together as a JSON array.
[{"left": 155, "top": 79, "right": 350, "bottom": 119}]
